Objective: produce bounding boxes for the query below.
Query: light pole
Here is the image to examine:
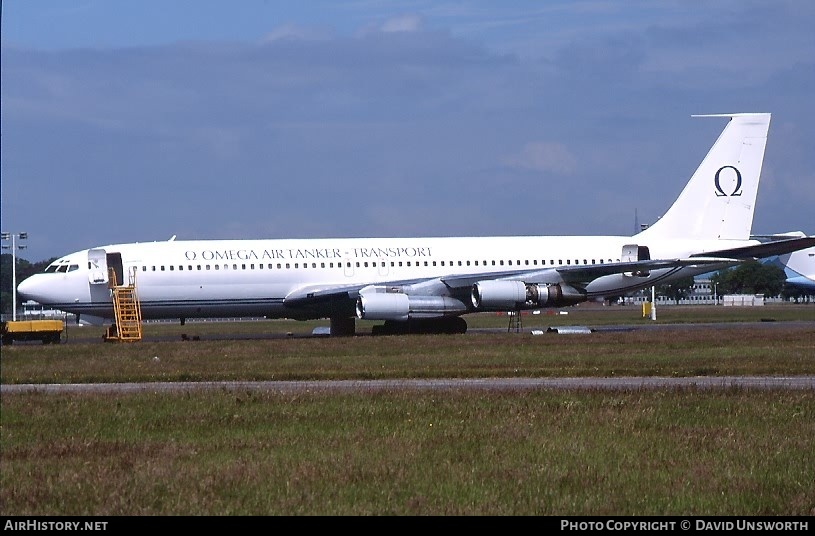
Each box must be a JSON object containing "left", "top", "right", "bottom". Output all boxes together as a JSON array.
[{"left": 2, "top": 232, "right": 28, "bottom": 321}]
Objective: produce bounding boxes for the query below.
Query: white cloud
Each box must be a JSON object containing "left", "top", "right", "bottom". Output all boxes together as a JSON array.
[
  {"left": 379, "top": 14, "right": 423, "bottom": 33},
  {"left": 503, "top": 141, "right": 577, "bottom": 175},
  {"left": 260, "top": 24, "right": 329, "bottom": 43},
  {"left": 3, "top": 2, "right": 814, "bottom": 262}
]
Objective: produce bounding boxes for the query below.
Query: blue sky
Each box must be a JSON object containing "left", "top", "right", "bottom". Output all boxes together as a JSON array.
[{"left": 2, "top": 0, "right": 813, "bottom": 263}]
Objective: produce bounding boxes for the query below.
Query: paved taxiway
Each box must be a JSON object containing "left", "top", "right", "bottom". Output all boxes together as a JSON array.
[
  {"left": 5, "top": 318, "right": 812, "bottom": 394},
  {"left": 49, "top": 318, "right": 815, "bottom": 343},
  {"left": 3, "top": 376, "right": 814, "bottom": 395}
]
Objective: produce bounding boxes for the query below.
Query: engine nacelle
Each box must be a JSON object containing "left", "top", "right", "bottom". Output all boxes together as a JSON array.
[
  {"left": 471, "top": 280, "right": 585, "bottom": 310},
  {"left": 356, "top": 292, "right": 467, "bottom": 321},
  {"left": 357, "top": 292, "right": 409, "bottom": 321}
]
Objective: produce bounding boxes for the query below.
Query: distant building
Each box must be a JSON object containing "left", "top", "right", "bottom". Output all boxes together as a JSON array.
[
  {"left": 722, "top": 294, "right": 764, "bottom": 306},
  {"left": 20, "top": 300, "right": 75, "bottom": 321}
]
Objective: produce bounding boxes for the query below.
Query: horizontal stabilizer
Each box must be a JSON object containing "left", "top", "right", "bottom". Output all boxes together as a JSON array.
[
  {"left": 692, "top": 236, "right": 815, "bottom": 260},
  {"left": 750, "top": 231, "right": 807, "bottom": 241}
]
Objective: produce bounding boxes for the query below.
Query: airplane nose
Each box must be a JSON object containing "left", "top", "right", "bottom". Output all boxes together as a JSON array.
[
  {"left": 17, "top": 275, "right": 44, "bottom": 302},
  {"left": 16, "top": 271, "right": 90, "bottom": 311}
]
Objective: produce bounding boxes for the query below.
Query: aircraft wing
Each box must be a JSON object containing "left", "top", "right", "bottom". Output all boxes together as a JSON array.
[
  {"left": 691, "top": 236, "right": 815, "bottom": 260},
  {"left": 284, "top": 257, "right": 740, "bottom": 310},
  {"left": 440, "top": 257, "right": 741, "bottom": 289},
  {"left": 286, "top": 274, "right": 445, "bottom": 300},
  {"left": 284, "top": 277, "right": 436, "bottom": 308}
]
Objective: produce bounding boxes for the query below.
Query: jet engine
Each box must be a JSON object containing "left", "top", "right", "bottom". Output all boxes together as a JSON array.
[
  {"left": 471, "top": 280, "right": 584, "bottom": 310},
  {"left": 356, "top": 292, "right": 467, "bottom": 321}
]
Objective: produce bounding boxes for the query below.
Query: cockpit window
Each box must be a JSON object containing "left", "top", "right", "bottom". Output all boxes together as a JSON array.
[{"left": 46, "top": 259, "right": 77, "bottom": 273}]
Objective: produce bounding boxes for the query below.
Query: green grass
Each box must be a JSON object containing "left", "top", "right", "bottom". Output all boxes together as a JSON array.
[
  {"left": 3, "top": 389, "right": 814, "bottom": 515},
  {"left": 2, "top": 315, "right": 813, "bottom": 384},
  {"left": 38, "top": 301, "right": 815, "bottom": 341},
  {"left": 1, "top": 303, "right": 814, "bottom": 515}
]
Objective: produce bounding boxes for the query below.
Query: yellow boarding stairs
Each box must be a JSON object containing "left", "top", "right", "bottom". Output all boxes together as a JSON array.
[{"left": 104, "top": 267, "right": 143, "bottom": 342}]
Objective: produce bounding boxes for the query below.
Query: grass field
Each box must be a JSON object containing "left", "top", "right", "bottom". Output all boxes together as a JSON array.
[{"left": 1, "top": 303, "right": 814, "bottom": 515}]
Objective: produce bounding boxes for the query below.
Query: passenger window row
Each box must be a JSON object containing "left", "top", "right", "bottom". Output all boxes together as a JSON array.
[{"left": 137, "top": 257, "right": 619, "bottom": 272}]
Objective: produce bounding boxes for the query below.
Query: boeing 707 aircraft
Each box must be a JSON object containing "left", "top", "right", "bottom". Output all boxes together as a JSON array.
[{"left": 17, "top": 113, "right": 815, "bottom": 335}]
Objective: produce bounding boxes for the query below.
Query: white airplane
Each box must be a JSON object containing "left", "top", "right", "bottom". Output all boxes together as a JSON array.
[
  {"left": 17, "top": 113, "right": 815, "bottom": 335},
  {"left": 750, "top": 233, "right": 815, "bottom": 293},
  {"left": 779, "top": 246, "right": 815, "bottom": 292}
]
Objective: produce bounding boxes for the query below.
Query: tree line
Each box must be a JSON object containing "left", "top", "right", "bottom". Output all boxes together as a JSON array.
[{"left": 656, "top": 260, "right": 808, "bottom": 303}]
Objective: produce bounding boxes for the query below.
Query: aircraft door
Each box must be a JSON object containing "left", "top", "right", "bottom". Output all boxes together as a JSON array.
[
  {"left": 88, "top": 249, "right": 113, "bottom": 307},
  {"left": 88, "top": 249, "right": 109, "bottom": 285},
  {"left": 621, "top": 244, "right": 650, "bottom": 277},
  {"left": 107, "top": 252, "right": 124, "bottom": 286},
  {"left": 621, "top": 244, "right": 638, "bottom": 263}
]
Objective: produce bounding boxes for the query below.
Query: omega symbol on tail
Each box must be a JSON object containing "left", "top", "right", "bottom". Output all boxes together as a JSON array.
[{"left": 714, "top": 165, "right": 742, "bottom": 197}]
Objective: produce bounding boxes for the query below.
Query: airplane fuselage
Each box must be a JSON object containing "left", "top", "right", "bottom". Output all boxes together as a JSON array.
[{"left": 18, "top": 235, "right": 748, "bottom": 323}]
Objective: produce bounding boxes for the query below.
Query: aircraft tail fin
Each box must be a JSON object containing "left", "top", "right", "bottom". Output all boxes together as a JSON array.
[{"left": 636, "top": 113, "right": 771, "bottom": 241}]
